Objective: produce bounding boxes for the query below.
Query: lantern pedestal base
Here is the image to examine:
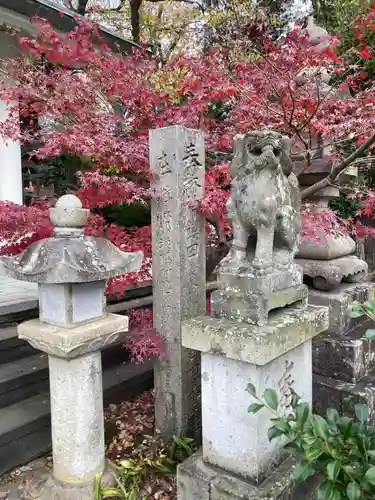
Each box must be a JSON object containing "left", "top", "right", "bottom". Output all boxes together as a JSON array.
[
  {"left": 19, "top": 475, "right": 94, "bottom": 500},
  {"left": 16, "top": 314, "right": 128, "bottom": 500},
  {"left": 18, "top": 469, "right": 116, "bottom": 500}
]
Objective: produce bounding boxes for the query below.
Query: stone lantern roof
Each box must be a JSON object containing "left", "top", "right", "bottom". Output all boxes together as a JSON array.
[
  {"left": 304, "top": 16, "right": 331, "bottom": 50},
  {"left": 1, "top": 194, "right": 143, "bottom": 284}
]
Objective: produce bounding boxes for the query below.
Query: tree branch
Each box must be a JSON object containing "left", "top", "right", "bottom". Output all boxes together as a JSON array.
[
  {"left": 77, "top": 0, "right": 90, "bottom": 15},
  {"left": 63, "top": 0, "right": 75, "bottom": 10},
  {"left": 300, "top": 131, "right": 375, "bottom": 200},
  {"left": 130, "top": 0, "right": 143, "bottom": 43},
  {"left": 65, "top": 0, "right": 127, "bottom": 15},
  {"left": 114, "top": 0, "right": 127, "bottom": 11}
]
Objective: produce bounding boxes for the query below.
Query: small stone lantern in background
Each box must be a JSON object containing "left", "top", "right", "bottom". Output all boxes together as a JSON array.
[{"left": 1, "top": 194, "right": 143, "bottom": 500}]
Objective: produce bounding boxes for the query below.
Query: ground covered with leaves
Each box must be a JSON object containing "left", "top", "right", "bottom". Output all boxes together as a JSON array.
[
  {"left": 103, "top": 389, "right": 178, "bottom": 500},
  {"left": 1, "top": 390, "right": 191, "bottom": 500}
]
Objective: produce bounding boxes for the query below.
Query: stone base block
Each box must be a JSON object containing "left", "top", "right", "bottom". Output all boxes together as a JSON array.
[
  {"left": 313, "top": 372, "right": 375, "bottom": 423},
  {"left": 17, "top": 469, "right": 116, "bottom": 499},
  {"left": 18, "top": 475, "right": 94, "bottom": 500},
  {"left": 212, "top": 265, "right": 305, "bottom": 326},
  {"left": 211, "top": 284, "right": 307, "bottom": 327},
  {"left": 182, "top": 304, "right": 329, "bottom": 366},
  {"left": 18, "top": 313, "right": 128, "bottom": 359},
  {"left": 313, "top": 319, "right": 374, "bottom": 383},
  {"left": 296, "top": 255, "right": 368, "bottom": 291},
  {"left": 201, "top": 342, "right": 312, "bottom": 483},
  {"left": 217, "top": 262, "right": 303, "bottom": 294},
  {"left": 308, "top": 282, "right": 372, "bottom": 335},
  {"left": 177, "top": 452, "right": 317, "bottom": 500}
]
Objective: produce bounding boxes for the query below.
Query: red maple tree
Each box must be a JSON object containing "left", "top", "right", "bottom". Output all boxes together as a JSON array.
[{"left": 1, "top": 11, "right": 375, "bottom": 358}]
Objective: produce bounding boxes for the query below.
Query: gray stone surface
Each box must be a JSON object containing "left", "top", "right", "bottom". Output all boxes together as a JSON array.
[
  {"left": 18, "top": 475, "right": 95, "bottom": 500},
  {"left": 49, "top": 352, "right": 104, "bottom": 485},
  {"left": 182, "top": 304, "right": 329, "bottom": 366},
  {"left": 296, "top": 256, "right": 368, "bottom": 291},
  {"left": 0, "top": 359, "right": 153, "bottom": 477},
  {"left": 18, "top": 314, "right": 128, "bottom": 359},
  {"left": 178, "top": 452, "right": 317, "bottom": 500},
  {"left": 2, "top": 236, "right": 143, "bottom": 284},
  {"left": 175, "top": 125, "right": 330, "bottom": 497},
  {"left": 150, "top": 126, "right": 206, "bottom": 440},
  {"left": 211, "top": 276, "right": 307, "bottom": 327},
  {"left": 294, "top": 142, "right": 366, "bottom": 290},
  {"left": 15, "top": 312, "right": 131, "bottom": 499},
  {"left": 214, "top": 130, "right": 303, "bottom": 325},
  {"left": 297, "top": 199, "right": 356, "bottom": 259},
  {"left": 221, "top": 130, "right": 300, "bottom": 273},
  {"left": 313, "top": 372, "right": 375, "bottom": 424},
  {"left": 0, "top": 352, "right": 48, "bottom": 409},
  {"left": 310, "top": 283, "right": 375, "bottom": 416},
  {"left": 308, "top": 282, "right": 372, "bottom": 335},
  {"left": 201, "top": 342, "right": 312, "bottom": 483},
  {"left": 313, "top": 320, "right": 375, "bottom": 383},
  {"left": 38, "top": 281, "right": 107, "bottom": 329},
  {"left": 298, "top": 232, "right": 356, "bottom": 260},
  {"left": 1, "top": 194, "right": 146, "bottom": 499}
]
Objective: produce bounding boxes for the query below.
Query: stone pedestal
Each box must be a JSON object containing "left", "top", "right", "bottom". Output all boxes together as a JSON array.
[
  {"left": 201, "top": 342, "right": 311, "bottom": 482},
  {"left": 18, "top": 314, "right": 126, "bottom": 499},
  {"left": 178, "top": 454, "right": 318, "bottom": 500},
  {"left": 176, "top": 129, "right": 329, "bottom": 499},
  {"left": 310, "top": 282, "right": 375, "bottom": 421},
  {"left": 211, "top": 266, "right": 307, "bottom": 327},
  {"left": 177, "top": 305, "right": 329, "bottom": 499},
  {"left": 1, "top": 194, "right": 143, "bottom": 500}
]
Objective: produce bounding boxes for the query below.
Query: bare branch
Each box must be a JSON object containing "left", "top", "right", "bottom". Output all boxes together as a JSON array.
[
  {"left": 114, "top": 0, "right": 127, "bottom": 11},
  {"left": 63, "top": 0, "right": 75, "bottom": 10},
  {"left": 301, "top": 132, "right": 375, "bottom": 200}
]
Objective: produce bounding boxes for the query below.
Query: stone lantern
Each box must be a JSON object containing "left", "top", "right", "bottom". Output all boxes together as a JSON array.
[
  {"left": 295, "top": 158, "right": 368, "bottom": 290},
  {"left": 1, "top": 194, "right": 143, "bottom": 500},
  {"left": 290, "top": 17, "right": 367, "bottom": 290}
]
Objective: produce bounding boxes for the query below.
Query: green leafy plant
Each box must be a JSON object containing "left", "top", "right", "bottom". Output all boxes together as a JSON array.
[
  {"left": 94, "top": 435, "right": 196, "bottom": 499},
  {"left": 348, "top": 291, "right": 375, "bottom": 340},
  {"left": 247, "top": 384, "right": 375, "bottom": 499}
]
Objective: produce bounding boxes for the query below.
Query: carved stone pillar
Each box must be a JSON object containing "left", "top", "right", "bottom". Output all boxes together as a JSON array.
[{"left": 150, "top": 125, "right": 206, "bottom": 441}]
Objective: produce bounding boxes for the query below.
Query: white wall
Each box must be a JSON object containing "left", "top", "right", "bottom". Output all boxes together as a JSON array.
[
  {"left": 0, "top": 31, "right": 24, "bottom": 205},
  {"left": 0, "top": 99, "right": 23, "bottom": 205}
]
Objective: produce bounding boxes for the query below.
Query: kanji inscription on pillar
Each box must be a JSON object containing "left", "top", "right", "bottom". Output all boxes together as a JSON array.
[{"left": 150, "top": 126, "right": 205, "bottom": 440}]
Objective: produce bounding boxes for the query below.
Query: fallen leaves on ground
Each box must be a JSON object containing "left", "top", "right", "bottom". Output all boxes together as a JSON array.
[
  {"left": 104, "top": 389, "right": 176, "bottom": 500},
  {"left": 0, "top": 390, "right": 176, "bottom": 500}
]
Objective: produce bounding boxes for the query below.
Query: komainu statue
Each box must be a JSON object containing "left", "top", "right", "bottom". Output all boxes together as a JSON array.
[
  {"left": 212, "top": 130, "right": 307, "bottom": 326},
  {"left": 220, "top": 130, "right": 300, "bottom": 274}
]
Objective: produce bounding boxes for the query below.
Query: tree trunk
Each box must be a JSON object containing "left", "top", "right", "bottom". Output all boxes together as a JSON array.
[
  {"left": 77, "top": 0, "right": 89, "bottom": 15},
  {"left": 130, "top": 0, "right": 143, "bottom": 43}
]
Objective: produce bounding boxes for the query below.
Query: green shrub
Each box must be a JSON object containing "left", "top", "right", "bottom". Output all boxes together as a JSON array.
[
  {"left": 94, "top": 435, "right": 195, "bottom": 499},
  {"left": 248, "top": 383, "right": 375, "bottom": 499}
]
